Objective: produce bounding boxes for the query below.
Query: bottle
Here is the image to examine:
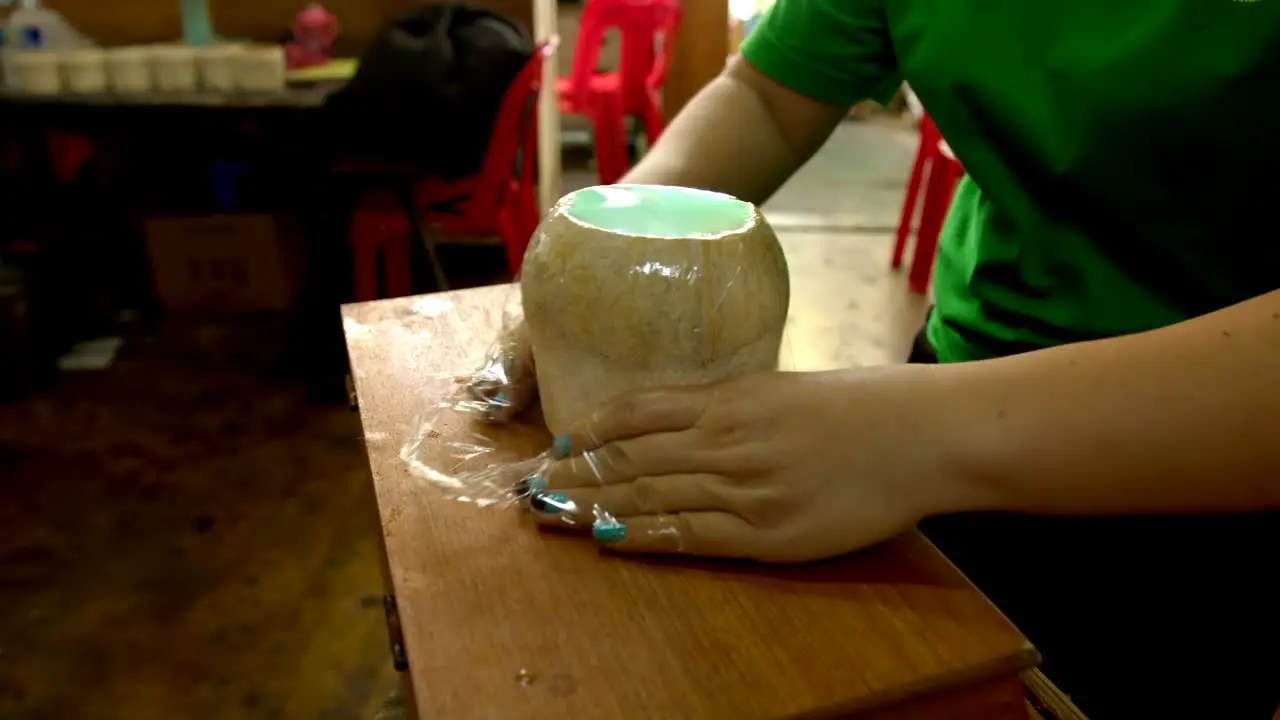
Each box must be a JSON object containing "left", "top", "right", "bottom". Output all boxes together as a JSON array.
[{"left": 8, "top": 0, "right": 89, "bottom": 52}]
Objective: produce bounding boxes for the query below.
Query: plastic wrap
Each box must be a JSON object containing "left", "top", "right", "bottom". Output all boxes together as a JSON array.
[{"left": 402, "top": 184, "right": 791, "bottom": 538}]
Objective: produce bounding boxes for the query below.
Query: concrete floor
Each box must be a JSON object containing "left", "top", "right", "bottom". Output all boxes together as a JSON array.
[
  {"left": 565, "top": 120, "right": 919, "bottom": 227},
  {"left": 766, "top": 120, "right": 929, "bottom": 369},
  {"left": 768, "top": 119, "right": 919, "bottom": 225},
  {"left": 0, "top": 119, "right": 925, "bottom": 719}
]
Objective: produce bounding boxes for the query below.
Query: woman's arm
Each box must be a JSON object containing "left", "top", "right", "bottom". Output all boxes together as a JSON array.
[
  {"left": 625, "top": 0, "right": 900, "bottom": 203},
  {"left": 621, "top": 55, "right": 848, "bottom": 205},
  {"left": 937, "top": 290, "right": 1280, "bottom": 515}
]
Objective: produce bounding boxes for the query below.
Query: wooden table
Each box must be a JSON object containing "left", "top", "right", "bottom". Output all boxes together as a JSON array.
[{"left": 343, "top": 284, "right": 1041, "bottom": 719}]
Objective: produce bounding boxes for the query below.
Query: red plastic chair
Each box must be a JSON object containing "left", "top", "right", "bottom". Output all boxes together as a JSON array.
[
  {"left": 47, "top": 131, "right": 96, "bottom": 183},
  {"left": 349, "top": 39, "right": 556, "bottom": 301},
  {"left": 891, "top": 113, "right": 965, "bottom": 294},
  {"left": 558, "top": 0, "right": 681, "bottom": 184},
  {"left": 623, "top": 0, "right": 680, "bottom": 144}
]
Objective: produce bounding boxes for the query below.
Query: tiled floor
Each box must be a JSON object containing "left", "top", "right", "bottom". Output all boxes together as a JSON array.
[
  {"left": 778, "top": 225, "right": 929, "bottom": 370},
  {"left": 0, "top": 120, "right": 924, "bottom": 719}
]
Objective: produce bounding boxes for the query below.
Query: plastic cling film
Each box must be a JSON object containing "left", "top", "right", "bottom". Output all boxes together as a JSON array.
[
  {"left": 398, "top": 308, "right": 548, "bottom": 508},
  {"left": 400, "top": 185, "right": 791, "bottom": 546}
]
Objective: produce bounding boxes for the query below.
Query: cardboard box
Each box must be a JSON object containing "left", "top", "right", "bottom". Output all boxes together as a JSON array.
[{"left": 144, "top": 214, "right": 302, "bottom": 313}]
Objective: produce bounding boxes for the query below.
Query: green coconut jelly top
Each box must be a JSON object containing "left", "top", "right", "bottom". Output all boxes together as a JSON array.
[{"left": 563, "top": 184, "right": 756, "bottom": 239}]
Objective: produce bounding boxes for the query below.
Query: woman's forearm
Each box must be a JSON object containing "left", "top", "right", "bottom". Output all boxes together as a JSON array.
[
  {"left": 936, "top": 290, "right": 1280, "bottom": 516},
  {"left": 621, "top": 55, "right": 847, "bottom": 205}
]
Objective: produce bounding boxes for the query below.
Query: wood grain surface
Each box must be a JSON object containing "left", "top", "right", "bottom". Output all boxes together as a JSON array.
[
  {"left": 45, "top": 0, "right": 534, "bottom": 52},
  {"left": 1022, "top": 669, "right": 1090, "bottom": 720},
  {"left": 343, "top": 284, "right": 1039, "bottom": 719},
  {"left": 663, "top": 0, "right": 728, "bottom": 124}
]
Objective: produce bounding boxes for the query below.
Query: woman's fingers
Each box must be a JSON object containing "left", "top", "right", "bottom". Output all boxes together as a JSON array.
[
  {"left": 469, "top": 325, "right": 537, "bottom": 423},
  {"left": 530, "top": 474, "right": 729, "bottom": 529},
  {"left": 555, "top": 387, "right": 712, "bottom": 458},
  {"left": 592, "top": 511, "right": 760, "bottom": 558},
  {"left": 476, "top": 379, "right": 536, "bottom": 423},
  {"left": 542, "top": 430, "right": 714, "bottom": 488}
]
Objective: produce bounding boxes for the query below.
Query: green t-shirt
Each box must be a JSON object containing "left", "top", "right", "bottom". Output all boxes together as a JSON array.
[{"left": 742, "top": 0, "right": 1280, "bottom": 362}]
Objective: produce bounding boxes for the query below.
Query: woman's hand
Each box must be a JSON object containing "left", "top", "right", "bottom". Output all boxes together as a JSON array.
[
  {"left": 524, "top": 368, "right": 981, "bottom": 563},
  {"left": 467, "top": 321, "right": 538, "bottom": 423}
]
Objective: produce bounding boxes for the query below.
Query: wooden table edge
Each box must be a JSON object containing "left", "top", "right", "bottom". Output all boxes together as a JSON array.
[
  {"left": 1022, "top": 668, "right": 1090, "bottom": 720},
  {"left": 805, "top": 644, "right": 1041, "bottom": 718}
]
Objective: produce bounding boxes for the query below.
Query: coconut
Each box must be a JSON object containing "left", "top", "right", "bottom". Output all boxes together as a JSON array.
[{"left": 521, "top": 185, "right": 790, "bottom": 434}]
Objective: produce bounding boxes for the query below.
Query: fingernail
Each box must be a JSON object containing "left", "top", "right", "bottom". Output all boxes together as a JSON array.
[
  {"left": 493, "top": 390, "right": 508, "bottom": 406},
  {"left": 514, "top": 473, "right": 546, "bottom": 496},
  {"left": 551, "top": 436, "right": 571, "bottom": 460},
  {"left": 592, "top": 518, "right": 627, "bottom": 543},
  {"left": 530, "top": 492, "right": 576, "bottom": 514}
]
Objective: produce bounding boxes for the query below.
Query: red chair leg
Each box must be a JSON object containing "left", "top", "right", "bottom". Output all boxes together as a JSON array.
[
  {"left": 351, "top": 211, "right": 381, "bottom": 303},
  {"left": 505, "top": 187, "right": 539, "bottom": 276},
  {"left": 640, "top": 95, "right": 665, "bottom": 147},
  {"left": 351, "top": 204, "right": 412, "bottom": 301},
  {"left": 385, "top": 230, "right": 412, "bottom": 298},
  {"left": 497, "top": 210, "right": 523, "bottom": 277},
  {"left": 592, "top": 99, "right": 629, "bottom": 185},
  {"left": 893, "top": 135, "right": 933, "bottom": 269},
  {"left": 908, "top": 161, "right": 961, "bottom": 294}
]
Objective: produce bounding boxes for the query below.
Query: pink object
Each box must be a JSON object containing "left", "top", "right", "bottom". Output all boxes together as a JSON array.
[
  {"left": 557, "top": 0, "right": 682, "bottom": 184},
  {"left": 349, "top": 40, "right": 557, "bottom": 299},
  {"left": 892, "top": 112, "right": 966, "bottom": 294},
  {"left": 286, "top": 2, "right": 340, "bottom": 69}
]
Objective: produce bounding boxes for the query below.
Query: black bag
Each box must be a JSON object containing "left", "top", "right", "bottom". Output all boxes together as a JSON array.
[{"left": 322, "top": 3, "right": 533, "bottom": 179}]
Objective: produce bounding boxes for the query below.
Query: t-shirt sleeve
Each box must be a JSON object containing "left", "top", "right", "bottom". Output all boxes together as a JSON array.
[{"left": 740, "top": 0, "right": 901, "bottom": 107}]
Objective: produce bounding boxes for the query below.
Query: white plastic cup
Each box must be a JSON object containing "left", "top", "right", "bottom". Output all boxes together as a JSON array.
[
  {"left": 152, "top": 45, "right": 199, "bottom": 92},
  {"left": 60, "top": 48, "right": 107, "bottom": 93},
  {"left": 234, "top": 44, "right": 285, "bottom": 93},
  {"left": 196, "top": 44, "right": 243, "bottom": 92},
  {"left": 106, "top": 46, "right": 153, "bottom": 93},
  {"left": 12, "top": 51, "right": 62, "bottom": 94}
]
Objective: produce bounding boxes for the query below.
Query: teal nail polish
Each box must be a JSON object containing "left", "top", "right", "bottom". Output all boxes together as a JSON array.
[
  {"left": 493, "top": 390, "right": 508, "bottom": 405},
  {"left": 592, "top": 518, "right": 627, "bottom": 544},
  {"left": 551, "top": 436, "right": 572, "bottom": 460},
  {"left": 514, "top": 473, "right": 545, "bottom": 497},
  {"left": 531, "top": 492, "right": 576, "bottom": 514}
]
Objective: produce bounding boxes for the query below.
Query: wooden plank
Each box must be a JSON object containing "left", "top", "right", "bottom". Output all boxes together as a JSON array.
[
  {"left": 47, "top": 0, "right": 533, "bottom": 51},
  {"left": 342, "top": 283, "right": 1038, "bottom": 718},
  {"left": 533, "top": 0, "right": 563, "bottom": 212},
  {"left": 663, "top": 0, "right": 729, "bottom": 123},
  {"left": 857, "top": 675, "right": 1028, "bottom": 720}
]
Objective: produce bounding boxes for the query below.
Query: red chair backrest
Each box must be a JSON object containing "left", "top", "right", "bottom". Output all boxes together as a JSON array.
[
  {"left": 462, "top": 38, "right": 558, "bottom": 216},
  {"left": 919, "top": 111, "right": 963, "bottom": 170},
  {"left": 570, "top": 0, "right": 681, "bottom": 111}
]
